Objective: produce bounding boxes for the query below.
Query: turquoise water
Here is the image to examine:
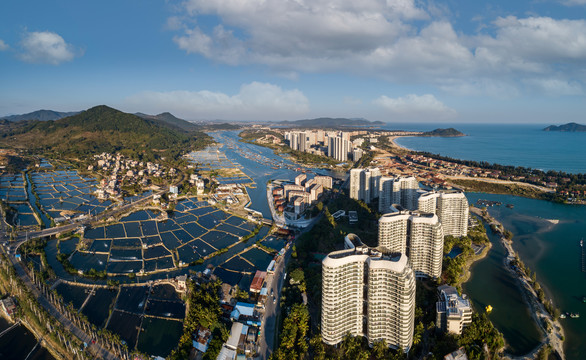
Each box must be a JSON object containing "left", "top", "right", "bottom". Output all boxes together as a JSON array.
[
  {"left": 465, "top": 192, "right": 586, "bottom": 360},
  {"left": 391, "top": 123, "right": 586, "bottom": 174}
]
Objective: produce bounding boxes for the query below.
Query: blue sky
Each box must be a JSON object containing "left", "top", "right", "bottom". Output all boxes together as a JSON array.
[{"left": 1, "top": 0, "right": 586, "bottom": 123}]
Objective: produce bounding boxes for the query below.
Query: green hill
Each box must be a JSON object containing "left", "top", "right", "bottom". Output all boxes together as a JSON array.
[
  {"left": 0, "top": 105, "right": 212, "bottom": 160},
  {"left": 0, "top": 109, "right": 79, "bottom": 122},
  {"left": 135, "top": 112, "right": 200, "bottom": 132}
]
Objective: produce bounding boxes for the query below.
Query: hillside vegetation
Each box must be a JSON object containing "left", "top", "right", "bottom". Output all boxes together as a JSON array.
[{"left": 0, "top": 105, "right": 212, "bottom": 161}]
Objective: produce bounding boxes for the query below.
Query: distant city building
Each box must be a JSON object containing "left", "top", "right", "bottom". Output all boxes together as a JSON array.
[
  {"left": 313, "top": 175, "right": 333, "bottom": 189},
  {"left": 169, "top": 185, "right": 179, "bottom": 194},
  {"left": 321, "top": 242, "right": 415, "bottom": 351},
  {"left": 309, "top": 184, "right": 323, "bottom": 203},
  {"left": 436, "top": 285, "right": 473, "bottom": 335},
  {"left": 353, "top": 148, "right": 363, "bottom": 162},
  {"left": 349, "top": 167, "right": 381, "bottom": 204},
  {"left": 328, "top": 134, "right": 350, "bottom": 162},
  {"left": 283, "top": 184, "right": 304, "bottom": 198},
  {"left": 378, "top": 210, "right": 444, "bottom": 279},
  {"left": 295, "top": 173, "right": 307, "bottom": 186},
  {"left": 418, "top": 190, "right": 469, "bottom": 237}
]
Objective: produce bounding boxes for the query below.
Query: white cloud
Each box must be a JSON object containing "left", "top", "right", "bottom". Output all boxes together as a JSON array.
[
  {"left": 125, "top": 82, "right": 309, "bottom": 121},
  {"left": 523, "top": 78, "right": 583, "bottom": 96},
  {"left": 0, "top": 39, "right": 8, "bottom": 51},
  {"left": 373, "top": 94, "right": 457, "bottom": 120},
  {"left": 19, "top": 31, "right": 77, "bottom": 65},
  {"left": 172, "top": 2, "right": 586, "bottom": 98},
  {"left": 560, "top": 0, "right": 586, "bottom": 5}
]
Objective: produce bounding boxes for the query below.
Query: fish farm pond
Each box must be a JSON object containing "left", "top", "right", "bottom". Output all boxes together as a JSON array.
[{"left": 19, "top": 196, "right": 285, "bottom": 357}]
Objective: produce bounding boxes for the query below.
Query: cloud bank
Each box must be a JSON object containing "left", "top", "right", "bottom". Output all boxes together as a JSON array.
[
  {"left": 125, "top": 82, "right": 310, "bottom": 121},
  {"left": 374, "top": 94, "right": 457, "bottom": 120},
  {"left": 170, "top": 1, "right": 586, "bottom": 97}
]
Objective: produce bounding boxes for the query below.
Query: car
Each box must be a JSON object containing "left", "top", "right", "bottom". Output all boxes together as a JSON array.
[{"left": 273, "top": 298, "right": 276, "bottom": 304}]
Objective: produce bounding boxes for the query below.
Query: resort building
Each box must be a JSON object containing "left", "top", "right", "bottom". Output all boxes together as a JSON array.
[
  {"left": 349, "top": 167, "right": 381, "bottom": 204},
  {"left": 378, "top": 210, "right": 444, "bottom": 279},
  {"left": 436, "top": 285, "right": 473, "bottom": 335},
  {"left": 418, "top": 190, "right": 469, "bottom": 237},
  {"left": 321, "top": 241, "right": 415, "bottom": 351},
  {"left": 379, "top": 176, "right": 420, "bottom": 213}
]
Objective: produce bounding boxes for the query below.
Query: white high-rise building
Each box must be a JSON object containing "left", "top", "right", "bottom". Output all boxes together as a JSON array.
[
  {"left": 378, "top": 211, "right": 444, "bottom": 279},
  {"left": 298, "top": 132, "right": 307, "bottom": 152},
  {"left": 322, "top": 243, "right": 415, "bottom": 351},
  {"left": 349, "top": 168, "right": 380, "bottom": 204},
  {"left": 418, "top": 190, "right": 469, "bottom": 237},
  {"left": 379, "top": 176, "right": 394, "bottom": 213},
  {"left": 290, "top": 132, "right": 299, "bottom": 151},
  {"left": 379, "top": 176, "right": 420, "bottom": 213}
]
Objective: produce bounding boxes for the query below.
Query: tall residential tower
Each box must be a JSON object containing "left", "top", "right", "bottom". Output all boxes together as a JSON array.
[
  {"left": 322, "top": 243, "right": 415, "bottom": 351},
  {"left": 378, "top": 210, "right": 444, "bottom": 279}
]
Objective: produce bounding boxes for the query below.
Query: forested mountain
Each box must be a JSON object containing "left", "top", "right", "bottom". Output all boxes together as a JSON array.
[
  {"left": 0, "top": 109, "right": 79, "bottom": 122},
  {"left": 135, "top": 112, "right": 200, "bottom": 132},
  {"left": 0, "top": 105, "right": 212, "bottom": 160},
  {"left": 279, "top": 117, "right": 385, "bottom": 128}
]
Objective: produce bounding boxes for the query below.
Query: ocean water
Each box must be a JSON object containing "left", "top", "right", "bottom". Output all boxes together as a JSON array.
[
  {"left": 390, "top": 123, "right": 586, "bottom": 174},
  {"left": 387, "top": 125, "right": 585, "bottom": 358}
]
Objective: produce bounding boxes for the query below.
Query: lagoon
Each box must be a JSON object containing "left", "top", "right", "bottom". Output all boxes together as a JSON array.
[{"left": 465, "top": 192, "right": 586, "bottom": 360}]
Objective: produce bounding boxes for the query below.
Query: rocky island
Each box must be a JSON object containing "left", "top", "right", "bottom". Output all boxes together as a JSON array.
[
  {"left": 422, "top": 127, "right": 466, "bottom": 137},
  {"left": 543, "top": 122, "right": 586, "bottom": 132}
]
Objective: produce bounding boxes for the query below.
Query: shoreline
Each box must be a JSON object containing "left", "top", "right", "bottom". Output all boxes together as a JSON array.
[{"left": 470, "top": 206, "right": 565, "bottom": 360}]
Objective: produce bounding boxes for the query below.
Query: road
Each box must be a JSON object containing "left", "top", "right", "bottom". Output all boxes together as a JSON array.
[
  {"left": 10, "top": 192, "right": 159, "bottom": 257},
  {"left": 257, "top": 213, "right": 322, "bottom": 359},
  {"left": 258, "top": 246, "right": 289, "bottom": 360},
  {"left": 5, "top": 247, "right": 118, "bottom": 360}
]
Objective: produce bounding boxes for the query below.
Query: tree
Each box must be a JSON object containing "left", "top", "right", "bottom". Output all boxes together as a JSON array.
[
  {"left": 373, "top": 339, "right": 389, "bottom": 359},
  {"left": 413, "top": 321, "right": 424, "bottom": 346}
]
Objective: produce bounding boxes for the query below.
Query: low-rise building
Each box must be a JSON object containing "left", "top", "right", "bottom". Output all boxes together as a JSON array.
[{"left": 436, "top": 285, "right": 473, "bottom": 335}]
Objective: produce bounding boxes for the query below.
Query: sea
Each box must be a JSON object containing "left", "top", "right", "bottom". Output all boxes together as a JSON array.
[
  {"left": 389, "top": 123, "right": 585, "bottom": 359},
  {"left": 391, "top": 123, "right": 586, "bottom": 174}
]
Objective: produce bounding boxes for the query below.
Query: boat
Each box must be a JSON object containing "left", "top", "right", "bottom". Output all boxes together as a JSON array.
[
  {"left": 582, "top": 296, "right": 586, "bottom": 303},
  {"left": 560, "top": 313, "right": 566, "bottom": 319},
  {"left": 570, "top": 313, "right": 580, "bottom": 318},
  {"left": 485, "top": 305, "right": 493, "bottom": 313},
  {"left": 581, "top": 238, "right": 584, "bottom": 247},
  {"left": 506, "top": 204, "right": 514, "bottom": 209}
]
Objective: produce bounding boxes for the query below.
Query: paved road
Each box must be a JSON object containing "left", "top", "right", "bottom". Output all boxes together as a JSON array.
[
  {"left": 257, "top": 213, "right": 322, "bottom": 359},
  {"left": 258, "top": 248, "right": 288, "bottom": 360},
  {"left": 6, "top": 249, "right": 118, "bottom": 360}
]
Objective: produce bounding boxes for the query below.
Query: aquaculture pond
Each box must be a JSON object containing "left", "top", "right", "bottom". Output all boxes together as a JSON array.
[
  {"left": 74, "top": 198, "right": 267, "bottom": 276},
  {"left": 52, "top": 282, "right": 185, "bottom": 356},
  {"left": 30, "top": 170, "right": 110, "bottom": 219}
]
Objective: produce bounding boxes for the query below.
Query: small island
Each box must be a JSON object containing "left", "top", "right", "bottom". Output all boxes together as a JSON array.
[
  {"left": 543, "top": 122, "right": 586, "bottom": 132},
  {"left": 422, "top": 128, "right": 466, "bottom": 137}
]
